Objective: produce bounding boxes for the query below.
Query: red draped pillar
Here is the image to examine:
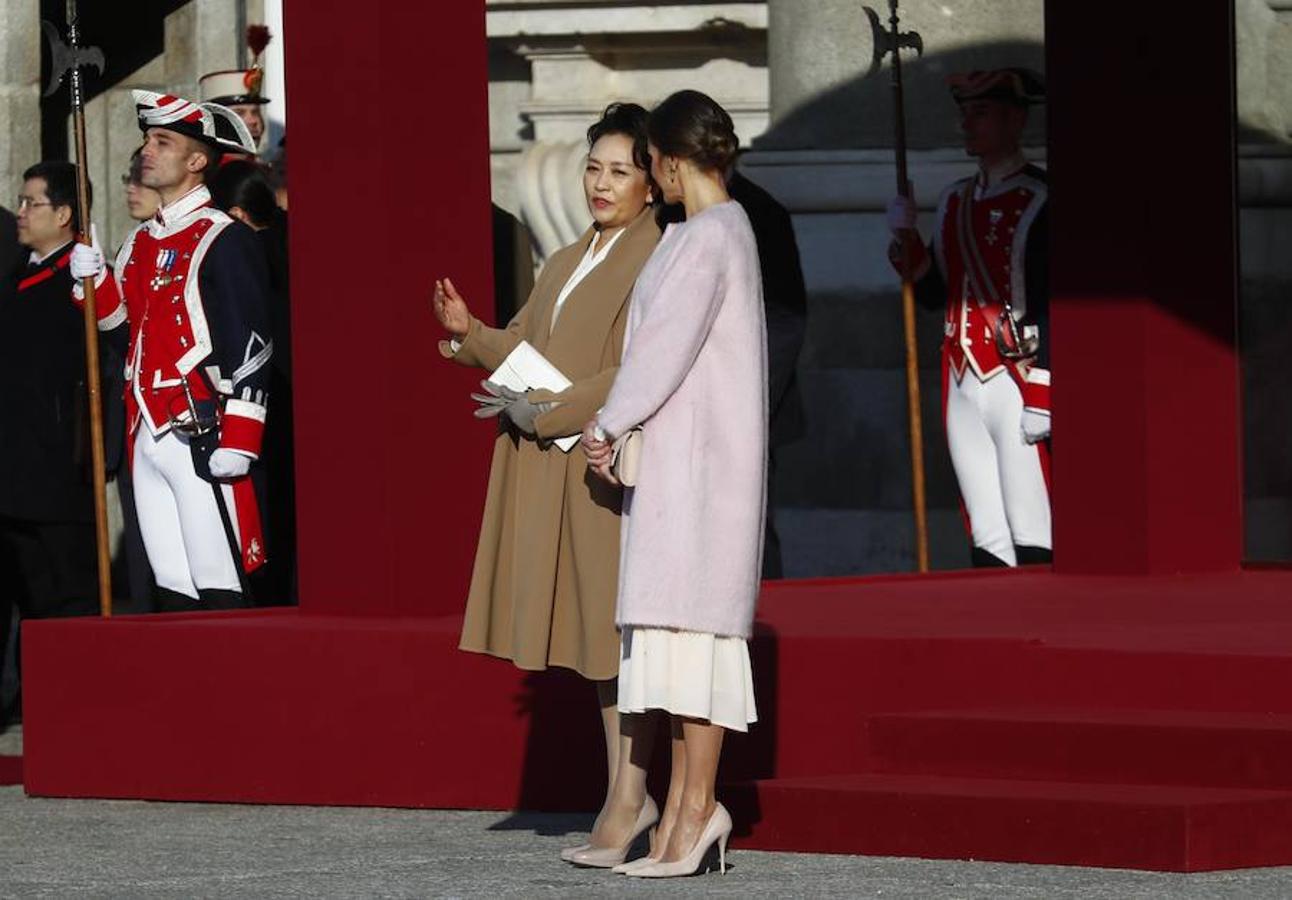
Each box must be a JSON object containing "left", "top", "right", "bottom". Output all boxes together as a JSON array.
[
  {"left": 1045, "top": 0, "right": 1242, "bottom": 574},
  {"left": 284, "top": 1, "right": 496, "bottom": 613}
]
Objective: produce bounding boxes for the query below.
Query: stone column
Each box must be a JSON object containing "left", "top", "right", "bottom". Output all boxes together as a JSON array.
[
  {"left": 1272, "top": 2, "right": 1292, "bottom": 141},
  {"left": 767, "top": 0, "right": 868, "bottom": 134},
  {"left": 0, "top": 0, "right": 40, "bottom": 211},
  {"left": 766, "top": 0, "right": 1044, "bottom": 150}
]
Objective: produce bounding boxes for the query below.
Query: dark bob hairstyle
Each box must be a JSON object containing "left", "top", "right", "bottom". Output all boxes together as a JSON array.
[
  {"left": 587, "top": 102, "right": 660, "bottom": 204},
  {"left": 586, "top": 101, "right": 653, "bottom": 174}
]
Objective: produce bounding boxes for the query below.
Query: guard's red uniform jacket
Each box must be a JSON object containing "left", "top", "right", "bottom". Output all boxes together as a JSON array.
[
  {"left": 901, "top": 164, "right": 1051, "bottom": 417},
  {"left": 80, "top": 185, "right": 273, "bottom": 570},
  {"left": 89, "top": 185, "right": 271, "bottom": 453}
]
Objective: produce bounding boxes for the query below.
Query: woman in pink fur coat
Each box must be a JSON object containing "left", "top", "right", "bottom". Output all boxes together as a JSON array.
[{"left": 581, "top": 89, "right": 767, "bottom": 879}]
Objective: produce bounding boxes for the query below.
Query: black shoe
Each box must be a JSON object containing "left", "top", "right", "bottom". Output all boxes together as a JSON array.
[
  {"left": 1014, "top": 545, "right": 1053, "bottom": 566},
  {"left": 1, "top": 695, "right": 21, "bottom": 731},
  {"left": 154, "top": 587, "right": 201, "bottom": 612},
  {"left": 971, "top": 546, "right": 1012, "bottom": 568},
  {"left": 197, "top": 589, "right": 248, "bottom": 610}
]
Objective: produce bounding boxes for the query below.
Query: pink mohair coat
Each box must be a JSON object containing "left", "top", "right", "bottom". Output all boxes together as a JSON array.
[{"left": 597, "top": 200, "right": 768, "bottom": 639}]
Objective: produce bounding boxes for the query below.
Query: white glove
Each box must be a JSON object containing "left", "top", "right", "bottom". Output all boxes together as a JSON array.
[
  {"left": 208, "top": 447, "right": 252, "bottom": 479},
  {"left": 1021, "top": 409, "right": 1051, "bottom": 444},
  {"left": 886, "top": 195, "right": 918, "bottom": 233},
  {"left": 70, "top": 224, "right": 106, "bottom": 284}
]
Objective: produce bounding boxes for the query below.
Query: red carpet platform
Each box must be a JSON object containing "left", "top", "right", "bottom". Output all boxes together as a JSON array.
[
  {"left": 0, "top": 756, "right": 20, "bottom": 786},
  {"left": 23, "top": 567, "right": 1292, "bottom": 871}
]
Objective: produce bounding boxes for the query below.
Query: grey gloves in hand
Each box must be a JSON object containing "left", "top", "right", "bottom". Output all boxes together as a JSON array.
[
  {"left": 471, "top": 381, "right": 556, "bottom": 436},
  {"left": 470, "top": 381, "right": 511, "bottom": 418}
]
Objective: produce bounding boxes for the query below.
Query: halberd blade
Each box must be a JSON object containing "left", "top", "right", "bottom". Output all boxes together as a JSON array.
[
  {"left": 41, "top": 20, "right": 70, "bottom": 97},
  {"left": 41, "top": 19, "right": 106, "bottom": 98}
]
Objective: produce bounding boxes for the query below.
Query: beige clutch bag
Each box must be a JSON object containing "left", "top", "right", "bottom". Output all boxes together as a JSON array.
[{"left": 610, "top": 427, "right": 643, "bottom": 487}]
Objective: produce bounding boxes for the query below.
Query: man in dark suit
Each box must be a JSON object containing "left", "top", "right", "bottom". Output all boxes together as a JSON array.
[
  {"left": 0, "top": 206, "right": 18, "bottom": 286},
  {"left": 0, "top": 204, "right": 19, "bottom": 723},
  {"left": 0, "top": 162, "right": 114, "bottom": 719},
  {"left": 727, "top": 171, "right": 807, "bottom": 578},
  {"left": 659, "top": 170, "right": 808, "bottom": 577}
]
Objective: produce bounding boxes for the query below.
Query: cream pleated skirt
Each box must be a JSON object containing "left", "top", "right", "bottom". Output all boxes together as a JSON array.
[{"left": 617, "top": 626, "right": 757, "bottom": 732}]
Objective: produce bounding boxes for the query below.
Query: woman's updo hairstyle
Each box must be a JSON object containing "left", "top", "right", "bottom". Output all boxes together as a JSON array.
[{"left": 647, "top": 90, "right": 739, "bottom": 173}]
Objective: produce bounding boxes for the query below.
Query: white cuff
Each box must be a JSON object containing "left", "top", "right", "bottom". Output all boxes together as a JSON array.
[{"left": 225, "top": 398, "right": 268, "bottom": 422}]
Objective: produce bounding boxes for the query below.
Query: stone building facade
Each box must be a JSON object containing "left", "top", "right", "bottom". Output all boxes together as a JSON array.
[
  {"left": 1, "top": 1, "right": 1289, "bottom": 573},
  {"left": 1, "top": 0, "right": 285, "bottom": 253},
  {"left": 487, "top": 0, "right": 1292, "bottom": 573}
]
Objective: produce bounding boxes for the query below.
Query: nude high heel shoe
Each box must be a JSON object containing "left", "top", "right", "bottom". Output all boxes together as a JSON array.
[
  {"left": 612, "top": 854, "right": 657, "bottom": 874},
  {"left": 565, "top": 795, "right": 659, "bottom": 868},
  {"left": 625, "top": 802, "right": 732, "bottom": 878},
  {"left": 609, "top": 821, "right": 661, "bottom": 872},
  {"left": 559, "top": 843, "right": 591, "bottom": 862}
]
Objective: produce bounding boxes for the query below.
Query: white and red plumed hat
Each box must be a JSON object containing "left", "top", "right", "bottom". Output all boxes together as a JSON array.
[
  {"left": 947, "top": 68, "right": 1046, "bottom": 107},
  {"left": 200, "top": 25, "right": 272, "bottom": 107},
  {"left": 132, "top": 90, "right": 258, "bottom": 156}
]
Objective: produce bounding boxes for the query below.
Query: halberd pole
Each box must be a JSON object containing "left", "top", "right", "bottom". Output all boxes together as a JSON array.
[
  {"left": 46, "top": 3, "right": 113, "bottom": 615},
  {"left": 865, "top": 0, "right": 929, "bottom": 573}
]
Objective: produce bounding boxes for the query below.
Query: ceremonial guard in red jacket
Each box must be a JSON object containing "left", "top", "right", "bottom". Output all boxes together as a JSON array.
[
  {"left": 887, "top": 69, "right": 1051, "bottom": 567},
  {"left": 71, "top": 90, "right": 272, "bottom": 608}
]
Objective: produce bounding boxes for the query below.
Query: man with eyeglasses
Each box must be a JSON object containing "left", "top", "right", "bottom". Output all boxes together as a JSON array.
[
  {"left": 0, "top": 162, "right": 122, "bottom": 725},
  {"left": 70, "top": 90, "right": 272, "bottom": 612}
]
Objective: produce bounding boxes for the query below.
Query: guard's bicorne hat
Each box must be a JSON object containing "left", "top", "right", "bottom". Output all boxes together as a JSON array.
[
  {"left": 199, "top": 25, "right": 272, "bottom": 107},
  {"left": 199, "top": 68, "right": 269, "bottom": 107},
  {"left": 947, "top": 68, "right": 1046, "bottom": 106},
  {"left": 133, "top": 89, "right": 258, "bottom": 157}
]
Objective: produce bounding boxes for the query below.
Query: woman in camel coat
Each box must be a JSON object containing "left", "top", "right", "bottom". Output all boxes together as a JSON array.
[{"left": 431, "top": 104, "right": 661, "bottom": 856}]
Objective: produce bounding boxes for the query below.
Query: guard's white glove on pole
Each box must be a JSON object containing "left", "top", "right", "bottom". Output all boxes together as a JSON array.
[
  {"left": 209, "top": 447, "right": 253, "bottom": 479},
  {"left": 886, "top": 195, "right": 919, "bottom": 233},
  {"left": 69, "top": 224, "right": 108, "bottom": 297}
]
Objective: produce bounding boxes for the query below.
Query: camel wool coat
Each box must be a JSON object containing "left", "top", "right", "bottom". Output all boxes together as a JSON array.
[
  {"left": 598, "top": 201, "right": 768, "bottom": 639},
  {"left": 442, "top": 207, "right": 661, "bottom": 680}
]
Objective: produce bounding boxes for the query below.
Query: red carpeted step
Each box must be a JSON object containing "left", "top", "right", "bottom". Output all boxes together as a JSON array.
[
  {"left": 866, "top": 708, "right": 1292, "bottom": 789},
  {"left": 727, "top": 772, "right": 1292, "bottom": 871},
  {"left": 0, "top": 755, "right": 21, "bottom": 786}
]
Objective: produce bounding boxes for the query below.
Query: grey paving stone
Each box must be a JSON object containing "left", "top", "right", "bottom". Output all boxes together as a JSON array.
[{"left": 3, "top": 786, "right": 1292, "bottom": 898}]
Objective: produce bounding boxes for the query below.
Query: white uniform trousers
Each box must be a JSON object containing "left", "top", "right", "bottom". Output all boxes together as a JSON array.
[
  {"left": 945, "top": 370, "right": 1052, "bottom": 565},
  {"left": 132, "top": 428, "right": 242, "bottom": 598}
]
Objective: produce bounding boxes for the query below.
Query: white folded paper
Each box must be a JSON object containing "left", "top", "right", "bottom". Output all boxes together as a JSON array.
[{"left": 487, "top": 340, "right": 579, "bottom": 452}]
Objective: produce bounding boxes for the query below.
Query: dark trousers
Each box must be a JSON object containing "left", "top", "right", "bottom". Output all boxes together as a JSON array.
[
  {"left": 114, "top": 466, "right": 156, "bottom": 611},
  {"left": 0, "top": 516, "right": 99, "bottom": 713}
]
